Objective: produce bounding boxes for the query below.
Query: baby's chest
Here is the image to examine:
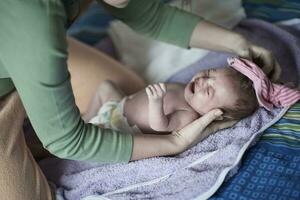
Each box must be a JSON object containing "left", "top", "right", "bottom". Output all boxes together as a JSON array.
[{"left": 163, "top": 93, "right": 186, "bottom": 114}]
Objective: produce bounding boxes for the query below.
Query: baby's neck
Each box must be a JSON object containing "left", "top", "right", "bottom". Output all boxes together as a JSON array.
[{"left": 171, "top": 83, "right": 196, "bottom": 113}]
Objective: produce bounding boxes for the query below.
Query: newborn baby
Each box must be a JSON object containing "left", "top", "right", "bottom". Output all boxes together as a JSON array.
[{"left": 84, "top": 65, "right": 258, "bottom": 134}]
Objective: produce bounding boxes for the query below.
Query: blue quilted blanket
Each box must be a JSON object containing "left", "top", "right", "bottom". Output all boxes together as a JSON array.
[{"left": 211, "top": 102, "right": 300, "bottom": 200}]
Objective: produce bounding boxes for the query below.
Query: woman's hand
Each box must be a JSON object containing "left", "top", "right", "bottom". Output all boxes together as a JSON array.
[
  {"left": 169, "top": 109, "right": 236, "bottom": 153},
  {"left": 238, "top": 43, "right": 282, "bottom": 82},
  {"left": 189, "top": 20, "right": 281, "bottom": 82}
]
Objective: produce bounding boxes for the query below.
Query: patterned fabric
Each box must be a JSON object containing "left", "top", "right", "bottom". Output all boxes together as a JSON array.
[
  {"left": 228, "top": 57, "right": 300, "bottom": 111},
  {"left": 211, "top": 101, "right": 300, "bottom": 200},
  {"left": 243, "top": 0, "right": 300, "bottom": 22}
]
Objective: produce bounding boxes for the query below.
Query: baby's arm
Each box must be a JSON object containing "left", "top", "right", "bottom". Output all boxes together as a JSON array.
[
  {"left": 146, "top": 83, "right": 168, "bottom": 132},
  {"left": 146, "top": 84, "right": 197, "bottom": 132}
]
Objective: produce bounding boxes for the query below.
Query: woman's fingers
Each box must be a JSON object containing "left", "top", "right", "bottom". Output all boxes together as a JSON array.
[
  {"left": 269, "top": 61, "right": 282, "bottom": 82},
  {"left": 248, "top": 44, "right": 282, "bottom": 82}
]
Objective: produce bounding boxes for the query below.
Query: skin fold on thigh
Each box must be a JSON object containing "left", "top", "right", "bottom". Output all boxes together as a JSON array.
[{"left": 67, "top": 37, "right": 146, "bottom": 114}]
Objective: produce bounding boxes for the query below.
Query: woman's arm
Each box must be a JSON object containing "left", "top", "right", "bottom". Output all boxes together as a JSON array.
[
  {"left": 130, "top": 109, "right": 225, "bottom": 160},
  {"left": 100, "top": 0, "right": 281, "bottom": 81},
  {"left": 189, "top": 21, "right": 281, "bottom": 81},
  {"left": 99, "top": 0, "right": 201, "bottom": 48},
  {"left": 1, "top": 1, "right": 135, "bottom": 163}
]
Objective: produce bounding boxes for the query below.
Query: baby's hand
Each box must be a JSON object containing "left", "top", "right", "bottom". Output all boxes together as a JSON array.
[{"left": 145, "top": 83, "right": 167, "bottom": 101}]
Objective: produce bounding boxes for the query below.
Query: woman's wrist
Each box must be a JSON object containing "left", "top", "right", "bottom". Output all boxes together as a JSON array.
[
  {"left": 166, "top": 132, "right": 187, "bottom": 153},
  {"left": 189, "top": 20, "right": 251, "bottom": 57},
  {"left": 232, "top": 35, "right": 251, "bottom": 58}
]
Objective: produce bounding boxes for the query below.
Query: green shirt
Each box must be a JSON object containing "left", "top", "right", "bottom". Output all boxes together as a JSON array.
[{"left": 0, "top": 0, "right": 200, "bottom": 163}]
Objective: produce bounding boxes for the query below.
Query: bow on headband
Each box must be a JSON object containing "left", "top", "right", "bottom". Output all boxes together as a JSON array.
[{"left": 227, "top": 57, "right": 300, "bottom": 111}]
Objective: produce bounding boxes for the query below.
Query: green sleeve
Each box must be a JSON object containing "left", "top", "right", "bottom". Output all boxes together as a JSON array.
[
  {"left": 99, "top": 0, "right": 201, "bottom": 48},
  {"left": 0, "top": 0, "right": 132, "bottom": 163}
]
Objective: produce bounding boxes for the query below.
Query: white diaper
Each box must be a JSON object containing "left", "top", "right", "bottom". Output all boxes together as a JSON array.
[{"left": 89, "top": 97, "right": 142, "bottom": 134}]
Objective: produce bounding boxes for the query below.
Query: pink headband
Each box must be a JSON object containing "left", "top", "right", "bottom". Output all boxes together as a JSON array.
[{"left": 227, "top": 57, "right": 300, "bottom": 111}]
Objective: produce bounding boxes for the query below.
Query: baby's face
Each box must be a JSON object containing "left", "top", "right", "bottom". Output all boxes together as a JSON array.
[{"left": 184, "top": 68, "right": 239, "bottom": 115}]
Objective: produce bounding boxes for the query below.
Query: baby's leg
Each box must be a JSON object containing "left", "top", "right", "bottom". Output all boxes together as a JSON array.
[
  {"left": 98, "top": 80, "right": 125, "bottom": 103},
  {"left": 82, "top": 80, "right": 125, "bottom": 122}
]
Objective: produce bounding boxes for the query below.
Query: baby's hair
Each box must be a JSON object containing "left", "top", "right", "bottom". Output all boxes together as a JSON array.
[{"left": 221, "top": 67, "right": 259, "bottom": 120}]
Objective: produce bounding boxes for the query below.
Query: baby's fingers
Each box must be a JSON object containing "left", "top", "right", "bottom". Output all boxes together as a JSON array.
[
  {"left": 159, "top": 83, "right": 166, "bottom": 93},
  {"left": 146, "top": 85, "right": 160, "bottom": 99},
  {"left": 145, "top": 87, "right": 153, "bottom": 97},
  {"left": 152, "top": 84, "right": 164, "bottom": 97}
]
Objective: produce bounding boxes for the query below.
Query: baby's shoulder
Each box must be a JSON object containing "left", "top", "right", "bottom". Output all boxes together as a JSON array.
[
  {"left": 175, "top": 109, "right": 199, "bottom": 122},
  {"left": 173, "top": 110, "right": 199, "bottom": 131}
]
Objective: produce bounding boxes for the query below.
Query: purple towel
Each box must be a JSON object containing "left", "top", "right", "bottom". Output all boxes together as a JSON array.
[{"left": 38, "top": 19, "right": 300, "bottom": 200}]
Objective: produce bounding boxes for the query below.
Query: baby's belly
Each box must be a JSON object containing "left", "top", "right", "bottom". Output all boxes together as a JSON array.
[{"left": 124, "top": 95, "right": 154, "bottom": 133}]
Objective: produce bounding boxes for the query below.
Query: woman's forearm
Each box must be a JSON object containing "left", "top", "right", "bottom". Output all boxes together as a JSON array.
[
  {"left": 130, "top": 110, "right": 226, "bottom": 161},
  {"left": 189, "top": 20, "right": 250, "bottom": 56},
  {"left": 130, "top": 134, "right": 178, "bottom": 161},
  {"left": 189, "top": 20, "right": 282, "bottom": 81}
]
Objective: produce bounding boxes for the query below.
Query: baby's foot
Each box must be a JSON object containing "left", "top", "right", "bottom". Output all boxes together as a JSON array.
[{"left": 97, "top": 80, "right": 125, "bottom": 103}]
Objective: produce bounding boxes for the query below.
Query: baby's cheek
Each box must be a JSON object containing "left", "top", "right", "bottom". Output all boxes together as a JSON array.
[
  {"left": 201, "top": 101, "right": 222, "bottom": 114},
  {"left": 195, "top": 101, "right": 212, "bottom": 114}
]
